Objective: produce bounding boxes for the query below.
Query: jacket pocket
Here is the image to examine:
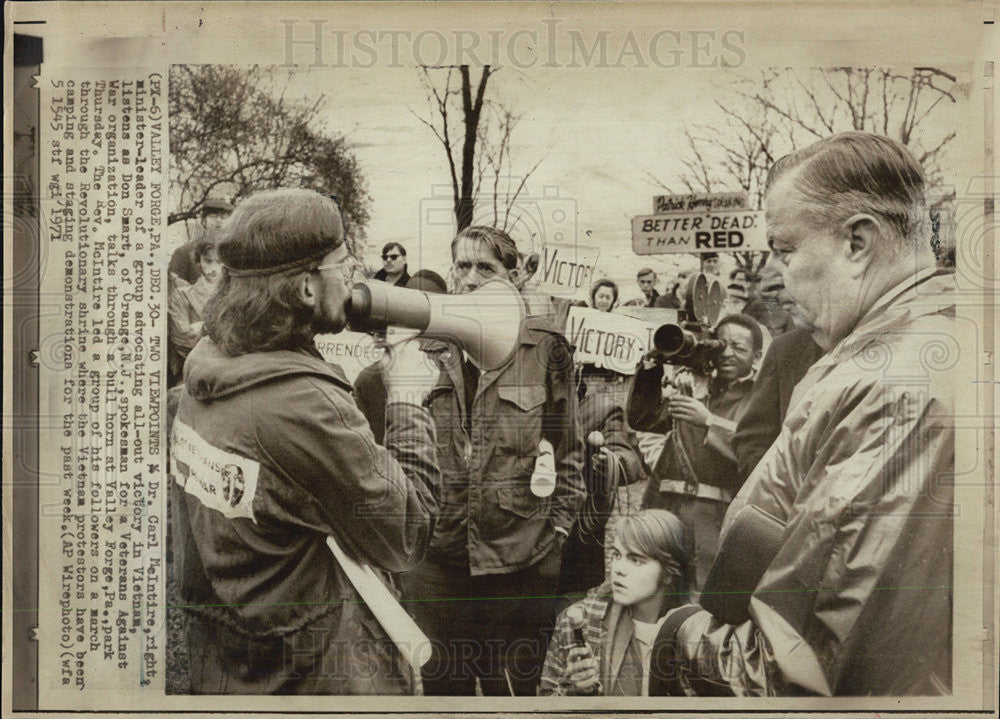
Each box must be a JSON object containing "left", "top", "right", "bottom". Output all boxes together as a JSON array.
[
  {"left": 496, "top": 485, "right": 543, "bottom": 519},
  {"left": 497, "top": 383, "right": 546, "bottom": 412},
  {"left": 495, "top": 383, "right": 546, "bottom": 458}
]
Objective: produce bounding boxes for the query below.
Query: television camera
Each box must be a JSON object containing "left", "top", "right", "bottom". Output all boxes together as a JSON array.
[{"left": 649, "top": 272, "right": 727, "bottom": 376}]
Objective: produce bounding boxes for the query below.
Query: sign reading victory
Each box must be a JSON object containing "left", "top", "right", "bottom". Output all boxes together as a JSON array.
[
  {"left": 631, "top": 210, "right": 767, "bottom": 255},
  {"left": 565, "top": 307, "right": 672, "bottom": 375},
  {"left": 532, "top": 243, "right": 601, "bottom": 299}
]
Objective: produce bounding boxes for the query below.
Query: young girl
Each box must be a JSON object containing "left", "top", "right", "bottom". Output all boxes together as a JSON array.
[{"left": 539, "top": 509, "right": 689, "bottom": 696}]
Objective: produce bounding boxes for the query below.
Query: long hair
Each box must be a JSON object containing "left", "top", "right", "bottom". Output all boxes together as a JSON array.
[
  {"left": 615, "top": 509, "right": 691, "bottom": 604},
  {"left": 589, "top": 278, "right": 619, "bottom": 311},
  {"left": 203, "top": 189, "right": 343, "bottom": 356},
  {"left": 202, "top": 270, "right": 317, "bottom": 356}
]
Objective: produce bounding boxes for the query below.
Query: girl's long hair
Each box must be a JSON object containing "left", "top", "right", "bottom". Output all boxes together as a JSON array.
[{"left": 615, "top": 509, "right": 691, "bottom": 605}]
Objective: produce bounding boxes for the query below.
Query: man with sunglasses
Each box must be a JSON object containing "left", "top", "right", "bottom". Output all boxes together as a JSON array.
[
  {"left": 373, "top": 242, "right": 410, "bottom": 286},
  {"left": 169, "top": 189, "right": 441, "bottom": 694},
  {"left": 404, "top": 225, "right": 585, "bottom": 696}
]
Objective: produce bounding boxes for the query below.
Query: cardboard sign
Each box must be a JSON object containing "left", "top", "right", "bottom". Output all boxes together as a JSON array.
[
  {"left": 631, "top": 210, "right": 767, "bottom": 255},
  {"left": 313, "top": 331, "right": 386, "bottom": 384},
  {"left": 532, "top": 243, "right": 601, "bottom": 299},
  {"left": 565, "top": 306, "right": 670, "bottom": 375},
  {"left": 653, "top": 191, "right": 748, "bottom": 214}
]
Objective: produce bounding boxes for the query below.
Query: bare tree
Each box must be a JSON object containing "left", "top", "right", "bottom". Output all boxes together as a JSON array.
[
  {"left": 648, "top": 66, "right": 962, "bottom": 274},
  {"left": 168, "top": 65, "right": 372, "bottom": 254},
  {"left": 414, "top": 65, "right": 543, "bottom": 232}
]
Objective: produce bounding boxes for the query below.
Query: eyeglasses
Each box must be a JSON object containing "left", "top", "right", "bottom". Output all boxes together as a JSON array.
[
  {"left": 315, "top": 256, "right": 358, "bottom": 280},
  {"left": 382, "top": 253, "right": 402, "bottom": 261}
]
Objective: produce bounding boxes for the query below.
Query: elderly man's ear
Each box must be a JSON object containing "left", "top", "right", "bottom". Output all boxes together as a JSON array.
[{"left": 842, "top": 213, "right": 881, "bottom": 262}]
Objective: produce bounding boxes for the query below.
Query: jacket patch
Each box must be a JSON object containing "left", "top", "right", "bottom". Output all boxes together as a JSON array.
[{"left": 171, "top": 420, "right": 259, "bottom": 522}]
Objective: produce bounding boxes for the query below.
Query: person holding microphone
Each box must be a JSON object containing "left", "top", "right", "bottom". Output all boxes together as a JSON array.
[{"left": 539, "top": 510, "right": 689, "bottom": 696}]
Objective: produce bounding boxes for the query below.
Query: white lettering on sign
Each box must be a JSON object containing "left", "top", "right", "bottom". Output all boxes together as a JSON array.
[
  {"left": 631, "top": 210, "right": 767, "bottom": 255},
  {"left": 170, "top": 420, "right": 260, "bottom": 523},
  {"left": 653, "top": 191, "right": 748, "bottom": 214},
  {"left": 565, "top": 307, "right": 662, "bottom": 374},
  {"left": 533, "top": 244, "right": 600, "bottom": 299}
]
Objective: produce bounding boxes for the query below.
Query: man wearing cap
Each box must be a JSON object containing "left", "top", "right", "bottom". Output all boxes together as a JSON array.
[
  {"left": 699, "top": 252, "right": 722, "bottom": 278},
  {"left": 169, "top": 188, "right": 441, "bottom": 694},
  {"left": 168, "top": 197, "right": 233, "bottom": 289}
]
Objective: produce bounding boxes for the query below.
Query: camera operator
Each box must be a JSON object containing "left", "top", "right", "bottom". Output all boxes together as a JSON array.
[
  {"left": 626, "top": 313, "right": 762, "bottom": 592},
  {"left": 169, "top": 189, "right": 441, "bottom": 694}
]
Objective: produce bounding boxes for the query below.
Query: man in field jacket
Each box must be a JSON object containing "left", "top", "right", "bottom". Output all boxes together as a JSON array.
[
  {"left": 170, "top": 189, "right": 440, "bottom": 694},
  {"left": 404, "top": 225, "right": 585, "bottom": 696}
]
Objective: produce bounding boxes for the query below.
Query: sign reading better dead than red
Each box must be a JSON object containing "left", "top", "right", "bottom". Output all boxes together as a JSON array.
[{"left": 631, "top": 210, "right": 767, "bottom": 254}]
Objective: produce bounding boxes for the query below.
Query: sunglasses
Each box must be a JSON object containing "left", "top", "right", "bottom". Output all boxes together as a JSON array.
[{"left": 382, "top": 253, "right": 402, "bottom": 261}]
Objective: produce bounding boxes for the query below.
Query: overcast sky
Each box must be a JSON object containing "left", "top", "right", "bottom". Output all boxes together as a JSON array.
[{"left": 282, "top": 64, "right": 750, "bottom": 296}]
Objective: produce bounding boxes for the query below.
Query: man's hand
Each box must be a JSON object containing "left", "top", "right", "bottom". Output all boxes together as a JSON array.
[
  {"left": 565, "top": 646, "right": 600, "bottom": 693},
  {"left": 641, "top": 350, "right": 665, "bottom": 371},
  {"left": 383, "top": 339, "right": 441, "bottom": 407},
  {"left": 666, "top": 395, "right": 712, "bottom": 427},
  {"left": 590, "top": 449, "right": 609, "bottom": 476}
]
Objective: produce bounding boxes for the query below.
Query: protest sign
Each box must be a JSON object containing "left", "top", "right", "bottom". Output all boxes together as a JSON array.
[
  {"left": 653, "top": 191, "right": 748, "bottom": 214},
  {"left": 565, "top": 306, "right": 668, "bottom": 374},
  {"left": 631, "top": 210, "right": 768, "bottom": 254},
  {"left": 532, "top": 243, "right": 600, "bottom": 299}
]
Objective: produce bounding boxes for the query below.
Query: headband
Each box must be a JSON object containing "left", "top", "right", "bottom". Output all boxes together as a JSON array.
[{"left": 223, "top": 244, "right": 335, "bottom": 278}]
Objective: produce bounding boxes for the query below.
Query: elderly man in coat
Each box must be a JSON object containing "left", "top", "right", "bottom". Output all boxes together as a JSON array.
[{"left": 650, "top": 132, "right": 955, "bottom": 696}]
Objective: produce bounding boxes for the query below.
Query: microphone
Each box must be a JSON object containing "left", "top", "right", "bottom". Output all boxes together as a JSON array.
[
  {"left": 565, "top": 604, "right": 600, "bottom": 695},
  {"left": 566, "top": 604, "right": 588, "bottom": 648}
]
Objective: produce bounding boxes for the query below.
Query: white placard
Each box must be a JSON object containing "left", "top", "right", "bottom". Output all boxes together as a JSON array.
[
  {"left": 313, "top": 331, "right": 386, "bottom": 384},
  {"left": 532, "top": 243, "right": 601, "bottom": 299},
  {"left": 632, "top": 210, "right": 767, "bottom": 254},
  {"left": 565, "top": 306, "right": 667, "bottom": 374}
]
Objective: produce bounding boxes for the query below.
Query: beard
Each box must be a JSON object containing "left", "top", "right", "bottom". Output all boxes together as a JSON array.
[
  {"left": 311, "top": 307, "right": 347, "bottom": 336},
  {"left": 309, "top": 294, "right": 349, "bottom": 336}
]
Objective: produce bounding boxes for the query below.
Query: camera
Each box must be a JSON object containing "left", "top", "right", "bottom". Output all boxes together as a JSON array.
[{"left": 648, "top": 272, "right": 727, "bottom": 375}]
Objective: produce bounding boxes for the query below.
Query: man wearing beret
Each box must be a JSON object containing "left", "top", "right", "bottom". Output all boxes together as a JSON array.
[{"left": 170, "top": 189, "right": 440, "bottom": 694}]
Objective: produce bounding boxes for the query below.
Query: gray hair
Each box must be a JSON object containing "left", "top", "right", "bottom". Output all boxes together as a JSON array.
[{"left": 766, "top": 131, "right": 928, "bottom": 252}]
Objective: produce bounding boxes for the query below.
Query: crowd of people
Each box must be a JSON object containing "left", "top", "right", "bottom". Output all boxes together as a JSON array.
[{"left": 167, "top": 131, "right": 955, "bottom": 697}]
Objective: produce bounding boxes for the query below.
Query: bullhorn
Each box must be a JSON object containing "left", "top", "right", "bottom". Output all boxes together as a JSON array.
[{"left": 345, "top": 278, "right": 526, "bottom": 371}]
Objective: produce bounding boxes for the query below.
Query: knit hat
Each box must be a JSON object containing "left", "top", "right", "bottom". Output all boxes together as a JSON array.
[{"left": 218, "top": 189, "right": 344, "bottom": 278}]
